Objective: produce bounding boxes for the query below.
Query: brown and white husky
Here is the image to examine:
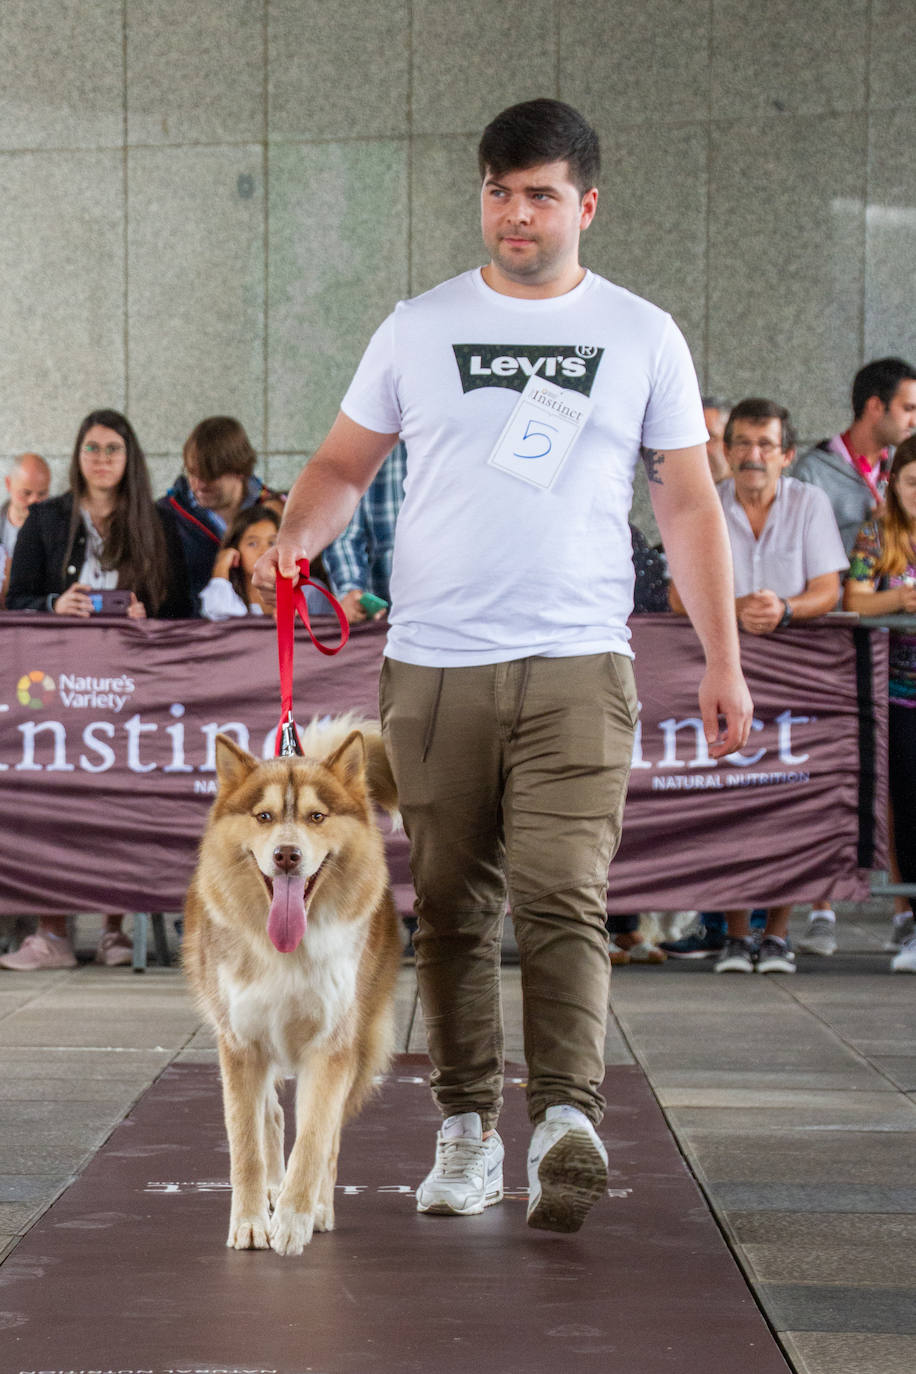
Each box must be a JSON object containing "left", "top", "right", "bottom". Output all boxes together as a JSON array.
[{"left": 182, "top": 717, "right": 403, "bottom": 1256}]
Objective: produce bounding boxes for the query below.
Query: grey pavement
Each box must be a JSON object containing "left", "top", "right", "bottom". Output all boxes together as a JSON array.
[{"left": 1, "top": 902, "right": 915, "bottom": 1374}]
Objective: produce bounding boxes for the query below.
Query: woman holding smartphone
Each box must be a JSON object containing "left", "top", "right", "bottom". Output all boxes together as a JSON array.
[
  {"left": 1, "top": 410, "right": 191, "bottom": 972},
  {"left": 6, "top": 409, "right": 191, "bottom": 619}
]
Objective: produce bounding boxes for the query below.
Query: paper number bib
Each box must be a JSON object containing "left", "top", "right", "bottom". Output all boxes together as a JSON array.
[{"left": 487, "top": 375, "right": 593, "bottom": 490}]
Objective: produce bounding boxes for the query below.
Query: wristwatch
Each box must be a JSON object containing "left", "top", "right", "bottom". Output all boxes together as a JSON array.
[{"left": 778, "top": 598, "right": 793, "bottom": 627}]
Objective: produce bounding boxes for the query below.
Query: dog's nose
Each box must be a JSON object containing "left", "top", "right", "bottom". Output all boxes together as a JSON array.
[{"left": 273, "top": 845, "right": 302, "bottom": 873}]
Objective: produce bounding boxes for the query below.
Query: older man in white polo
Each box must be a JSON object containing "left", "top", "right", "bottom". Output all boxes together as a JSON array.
[{"left": 671, "top": 397, "right": 848, "bottom": 973}]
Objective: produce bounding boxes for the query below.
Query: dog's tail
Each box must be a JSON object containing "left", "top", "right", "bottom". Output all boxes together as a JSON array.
[
  {"left": 363, "top": 730, "right": 399, "bottom": 819},
  {"left": 299, "top": 713, "right": 400, "bottom": 821}
]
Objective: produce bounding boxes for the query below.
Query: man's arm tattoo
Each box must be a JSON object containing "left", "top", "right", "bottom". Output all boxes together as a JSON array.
[{"left": 640, "top": 446, "right": 666, "bottom": 485}]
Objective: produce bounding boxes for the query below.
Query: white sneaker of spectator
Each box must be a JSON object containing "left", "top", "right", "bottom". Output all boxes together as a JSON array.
[
  {"left": 891, "top": 934, "right": 916, "bottom": 974},
  {"left": 797, "top": 910, "right": 837, "bottom": 957}
]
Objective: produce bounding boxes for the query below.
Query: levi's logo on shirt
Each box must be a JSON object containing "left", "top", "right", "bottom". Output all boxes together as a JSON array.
[{"left": 452, "top": 344, "right": 604, "bottom": 397}]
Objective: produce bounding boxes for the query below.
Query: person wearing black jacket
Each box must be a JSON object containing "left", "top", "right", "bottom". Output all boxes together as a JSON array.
[{"left": 7, "top": 409, "right": 191, "bottom": 619}]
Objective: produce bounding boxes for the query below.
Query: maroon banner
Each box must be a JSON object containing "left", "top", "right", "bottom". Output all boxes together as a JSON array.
[
  {"left": 615, "top": 615, "right": 887, "bottom": 909},
  {"left": 0, "top": 614, "right": 886, "bottom": 916}
]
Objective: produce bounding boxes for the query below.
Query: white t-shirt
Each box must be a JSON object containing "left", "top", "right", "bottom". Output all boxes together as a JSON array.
[
  {"left": 200, "top": 577, "right": 265, "bottom": 620},
  {"left": 200, "top": 575, "right": 334, "bottom": 621},
  {"left": 341, "top": 268, "right": 706, "bottom": 667}
]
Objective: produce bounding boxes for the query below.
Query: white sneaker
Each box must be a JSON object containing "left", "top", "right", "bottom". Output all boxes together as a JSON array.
[
  {"left": 891, "top": 934, "right": 916, "bottom": 973},
  {"left": 415, "top": 1112, "right": 504, "bottom": 1215},
  {"left": 797, "top": 913, "right": 837, "bottom": 957},
  {"left": 756, "top": 935, "right": 797, "bottom": 974},
  {"left": 526, "top": 1104, "right": 608, "bottom": 1233}
]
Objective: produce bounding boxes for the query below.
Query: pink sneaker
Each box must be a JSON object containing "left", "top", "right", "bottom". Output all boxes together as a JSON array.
[
  {"left": 0, "top": 932, "right": 77, "bottom": 970},
  {"left": 94, "top": 930, "right": 133, "bottom": 967}
]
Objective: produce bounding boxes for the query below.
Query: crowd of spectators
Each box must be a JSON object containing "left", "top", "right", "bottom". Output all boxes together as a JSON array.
[
  {"left": 659, "top": 358, "right": 916, "bottom": 976},
  {"left": 1, "top": 356, "right": 915, "bottom": 973}
]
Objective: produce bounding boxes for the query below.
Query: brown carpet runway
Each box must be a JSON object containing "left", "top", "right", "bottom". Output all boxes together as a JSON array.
[{"left": 1, "top": 1058, "right": 788, "bottom": 1374}]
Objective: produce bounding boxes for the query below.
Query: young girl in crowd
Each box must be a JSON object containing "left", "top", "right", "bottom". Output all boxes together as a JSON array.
[
  {"left": 844, "top": 436, "right": 916, "bottom": 971},
  {"left": 2, "top": 409, "right": 192, "bottom": 972},
  {"left": 200, "top": 505, "right": 330, "bottom": 620}
]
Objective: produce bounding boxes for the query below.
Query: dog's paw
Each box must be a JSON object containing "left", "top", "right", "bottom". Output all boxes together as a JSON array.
[
  {"left": 227, "top": 1214, "right": 271, "bottom": 1250},
  {"left": 313, "top": 1200, "right": 335, "bottom": 1232},
  {"left": 268, "top": 1206, "right": 314, "bottom": 1256}
]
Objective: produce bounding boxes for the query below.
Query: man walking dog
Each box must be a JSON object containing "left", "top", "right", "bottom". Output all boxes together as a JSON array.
[{"left": 255, "top": 98, "right": 752, "bottom": 1232}]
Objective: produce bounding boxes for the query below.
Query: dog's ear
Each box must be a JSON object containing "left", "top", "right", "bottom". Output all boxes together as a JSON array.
[
  {"left": 324, "top": 730, "right": 367, "bottom": 793},
  {"left": 214, "top": 734, "right": 258, "bottom": 790}
]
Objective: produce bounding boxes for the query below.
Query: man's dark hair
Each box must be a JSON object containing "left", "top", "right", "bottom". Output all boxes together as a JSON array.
[
  {"left": 183, "top": 416, "right": 257, "bottom": 482},
  {"left": 724, "top": 398, "right": 797, "bottom": 454},
  {"left": 478, "top": 98, "right": 600, "bottom": 197},
  {"left": 851, "top": 357, "right": 916, "bottom": 419}
]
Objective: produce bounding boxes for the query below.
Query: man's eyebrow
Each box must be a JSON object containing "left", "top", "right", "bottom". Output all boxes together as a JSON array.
[{"left": 484, "top": 176, "right": 559, "bottom": 195}]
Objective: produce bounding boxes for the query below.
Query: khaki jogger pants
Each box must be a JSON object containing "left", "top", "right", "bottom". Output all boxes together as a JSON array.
[{"left": 379, "top": 652, "right": 638, "bottom": 1130}]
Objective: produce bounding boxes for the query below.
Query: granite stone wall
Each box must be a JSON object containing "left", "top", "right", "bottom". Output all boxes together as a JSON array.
[{"left": 1, "top": 0, "right": 912, "bottom": 537}]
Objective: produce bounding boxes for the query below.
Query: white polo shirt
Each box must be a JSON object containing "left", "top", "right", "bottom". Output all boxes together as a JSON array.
[{"left": 719, "top": 475, "right": 848, "bottom": 598}]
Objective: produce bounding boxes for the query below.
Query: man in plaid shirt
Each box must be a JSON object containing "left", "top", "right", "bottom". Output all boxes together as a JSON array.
[{"left": 321, "top": 441, "right": 406, "bottom": 623}]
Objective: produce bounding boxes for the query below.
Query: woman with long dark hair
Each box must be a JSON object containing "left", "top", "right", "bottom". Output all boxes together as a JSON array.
[
  {"left": 7, "top": 409, "right": 191, "bottom": 618},
  {"left": 1, "top": 410, "right": 191, "bottom": 972},
  {"left": 844, "top": 435, "right": 916, "bottom": 971}
]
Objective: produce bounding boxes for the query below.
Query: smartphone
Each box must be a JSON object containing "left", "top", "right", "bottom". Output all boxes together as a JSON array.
[
  {"left": 89, "top": 589, "right": 132, "bottom": 616},
  {"left": 359, "top": 592, "right": 388, "bottom": 616}
]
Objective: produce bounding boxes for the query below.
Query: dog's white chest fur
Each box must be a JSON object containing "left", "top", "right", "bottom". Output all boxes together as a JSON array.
[{"left": 218, "top": 916, "right": 365, "bottom": 1074}]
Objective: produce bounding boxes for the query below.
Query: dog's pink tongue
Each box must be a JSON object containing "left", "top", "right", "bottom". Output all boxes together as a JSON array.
[{"left": 267, "top": 874, "right": 308, "bottom": 953}]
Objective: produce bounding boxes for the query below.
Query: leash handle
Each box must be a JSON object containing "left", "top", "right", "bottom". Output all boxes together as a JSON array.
[{"left": 275, "top": 559, "right": 349, "bottom": 756}]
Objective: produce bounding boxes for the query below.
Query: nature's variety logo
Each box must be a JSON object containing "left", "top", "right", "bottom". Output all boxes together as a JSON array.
[{"left": 16, "top": 670, "right": 56, "bottom": 710}]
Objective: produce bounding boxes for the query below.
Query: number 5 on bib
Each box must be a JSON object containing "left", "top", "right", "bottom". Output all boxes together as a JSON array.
[{"left": 488, "top": 375, "right": 593, "bottom": 490}]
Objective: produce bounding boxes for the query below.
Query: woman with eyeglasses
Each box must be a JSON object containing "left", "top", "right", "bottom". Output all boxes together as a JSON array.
[{"left": 6, "top": 409, "right": 191, "bottom": 619}]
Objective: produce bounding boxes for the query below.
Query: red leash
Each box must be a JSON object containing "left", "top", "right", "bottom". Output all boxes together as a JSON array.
[{"left": 275, "top": 559, "right": 349, "bottom": 756}]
